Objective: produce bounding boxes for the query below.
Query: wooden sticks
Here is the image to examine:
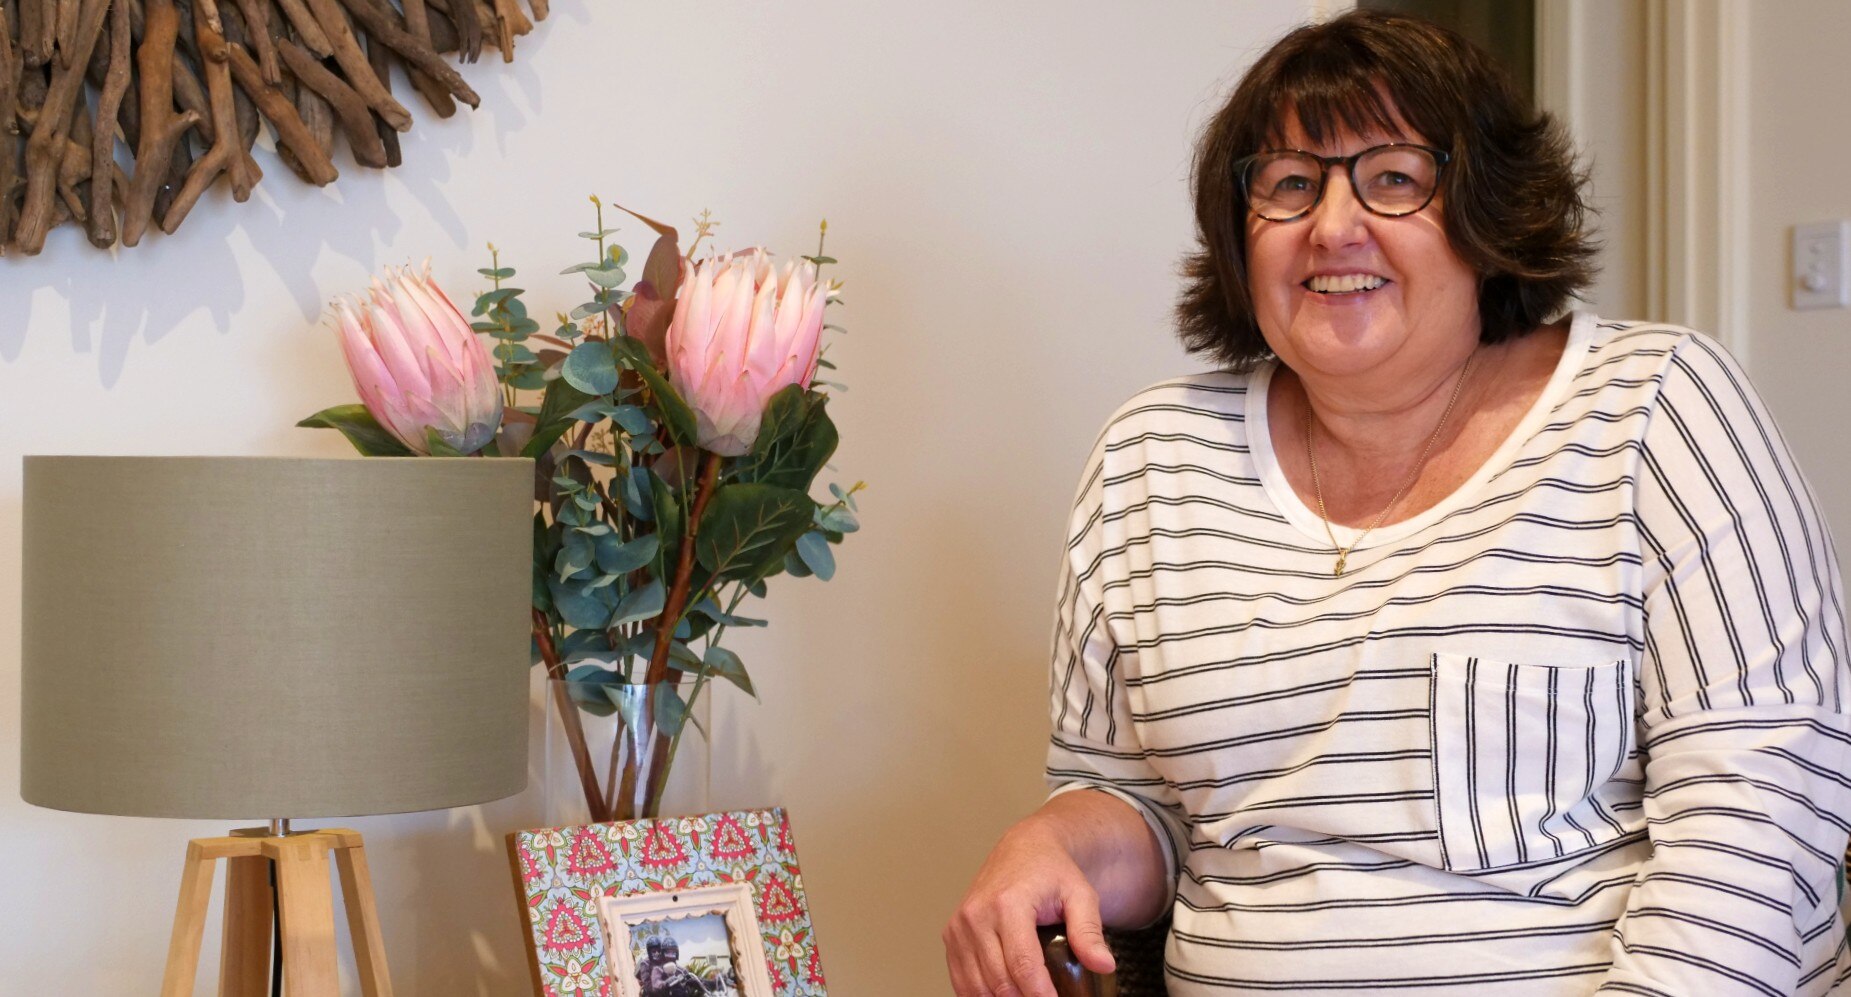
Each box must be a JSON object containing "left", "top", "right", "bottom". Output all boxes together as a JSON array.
[{"left": 4, "top": 0, "right": 550, "bottom": 255}]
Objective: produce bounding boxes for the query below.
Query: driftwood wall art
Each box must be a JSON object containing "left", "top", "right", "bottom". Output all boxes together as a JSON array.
[{"left": 0, "top": 0, "right": 548, "bottom": 256}]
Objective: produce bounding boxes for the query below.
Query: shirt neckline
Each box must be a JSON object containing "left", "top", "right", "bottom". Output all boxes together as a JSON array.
[{"left": 1247, "top": 310, "right": 1595, "bottom": 551}]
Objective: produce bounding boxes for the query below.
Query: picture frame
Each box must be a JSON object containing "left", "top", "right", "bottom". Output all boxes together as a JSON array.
[
  {"left": 509, "top": 807, "right": 826, "bottom": 997},
  {"left": 601, "top": 882, "right": 777, "bottom": 997}
]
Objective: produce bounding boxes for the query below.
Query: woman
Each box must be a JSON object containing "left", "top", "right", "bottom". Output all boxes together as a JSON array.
[{"left": 945, "top": 10, "right": 1851, "bottom": 996}]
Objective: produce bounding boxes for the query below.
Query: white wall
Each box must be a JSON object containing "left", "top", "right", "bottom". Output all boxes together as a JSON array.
[{"left": 0, "top": 2, "right": 1320, "bottom": 992}]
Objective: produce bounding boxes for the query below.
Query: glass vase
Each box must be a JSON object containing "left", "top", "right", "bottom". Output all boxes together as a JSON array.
[{"left": 540, "top": 676, "right": 709, "bottom": 826}]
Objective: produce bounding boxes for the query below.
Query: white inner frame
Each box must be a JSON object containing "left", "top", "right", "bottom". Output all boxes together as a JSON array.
[{"left": 599, "top": 882, "right": 779, "bottom": 997}]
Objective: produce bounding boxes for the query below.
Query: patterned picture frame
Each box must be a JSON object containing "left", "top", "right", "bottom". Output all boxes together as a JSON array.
[
  {"left": 508, "top": 808, "right": 826, "bottom": 997},
  {"left": 601, "top": 882, "right": 776, "bottom": 997}
]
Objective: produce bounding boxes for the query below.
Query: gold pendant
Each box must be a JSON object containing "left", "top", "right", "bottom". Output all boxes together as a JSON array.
[{"left": 1333, "top": 553, "right": 1347, "bottom": 577}]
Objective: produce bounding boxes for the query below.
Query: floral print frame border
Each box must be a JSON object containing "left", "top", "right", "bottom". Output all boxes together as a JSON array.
[{"left": 508, "top": 807, "right": 826, "bottom": 996}]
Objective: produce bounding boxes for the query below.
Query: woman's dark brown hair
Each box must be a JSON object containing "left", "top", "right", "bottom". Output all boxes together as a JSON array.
[{"left": 1176, "top": 9, "right": 1597, "bottom": 370}]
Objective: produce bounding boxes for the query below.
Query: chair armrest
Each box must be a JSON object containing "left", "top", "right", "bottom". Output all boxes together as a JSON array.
[{"left": 1038, "top": 924, "right": 1114, "bottom": 997}]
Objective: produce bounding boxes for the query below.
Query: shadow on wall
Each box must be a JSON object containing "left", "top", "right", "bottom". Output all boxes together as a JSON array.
[{"left": 0, "top": 5, "right": 576, "bottom": 388}]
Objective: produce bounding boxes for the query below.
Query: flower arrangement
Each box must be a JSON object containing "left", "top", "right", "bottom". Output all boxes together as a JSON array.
[{"left": 301, "top": 200, "right": 861, "bottom": 820}]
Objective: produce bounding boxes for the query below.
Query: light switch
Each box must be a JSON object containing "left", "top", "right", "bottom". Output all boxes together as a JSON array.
[{"left": 1792, "top": 221, "right": 1850, "bottom": 310}]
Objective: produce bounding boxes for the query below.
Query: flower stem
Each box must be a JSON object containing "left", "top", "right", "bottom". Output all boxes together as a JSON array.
[
  {"left": 629, "top": 450, "right": 723, "bottom": 815},
  {"left": 533, "top": 606, "right": 609, "bottom": 821}
]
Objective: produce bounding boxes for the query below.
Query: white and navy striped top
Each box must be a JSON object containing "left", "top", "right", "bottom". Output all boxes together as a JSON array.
[{"left": 1047, "top": 314, "right": 1851, "bottom": 995}]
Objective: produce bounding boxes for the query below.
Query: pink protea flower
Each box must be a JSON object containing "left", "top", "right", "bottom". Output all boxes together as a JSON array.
[
  {"left": 664, "top": 249, "right": 829, "bottom": 456},
  {"left": 331, "top": 260, "right": 503, "bottom": 455}
]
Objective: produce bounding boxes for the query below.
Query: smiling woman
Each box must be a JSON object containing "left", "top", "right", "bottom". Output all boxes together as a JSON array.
[{"left": 944, "top": 9, "right": 1851, "bottom": 997}]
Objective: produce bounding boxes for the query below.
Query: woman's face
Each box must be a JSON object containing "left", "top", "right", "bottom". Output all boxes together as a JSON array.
[{"left": 1245, "top": 115, "right": 1480, "bottom": 392}]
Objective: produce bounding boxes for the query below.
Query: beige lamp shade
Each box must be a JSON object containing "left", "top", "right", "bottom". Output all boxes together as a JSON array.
[{"left": 19, "top": 456, "right": 533, "bottom": 819}]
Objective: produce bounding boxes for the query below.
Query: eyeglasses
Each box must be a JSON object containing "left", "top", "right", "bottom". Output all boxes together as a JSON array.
[{"left": 1236, "top": 143, "right": 1451, "bottom": 222}]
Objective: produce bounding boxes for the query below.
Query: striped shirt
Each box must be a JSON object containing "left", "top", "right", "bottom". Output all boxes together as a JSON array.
[{"left": 1047, "top": 313, "right": 1851, "bottom": 995}]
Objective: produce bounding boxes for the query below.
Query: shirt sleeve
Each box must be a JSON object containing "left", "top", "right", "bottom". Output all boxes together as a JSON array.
[
  {"left": 1044, "top": 432, "right": 1192, "bottom": 918},
  {"left": 1598, "top": 333, "right": 1851, "bottom": 995}
]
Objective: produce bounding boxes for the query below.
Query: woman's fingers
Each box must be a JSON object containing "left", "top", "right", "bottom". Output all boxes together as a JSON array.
[
  {"left": 1057, "top": 881, "right": 1117, "bottom": 977},
  {"left": 994, "top": 907, "right": 1061, "bottom": 997},
  {"left": 946, "top": 895, "right": 1058, "bottom": 997},
  {"left": 944, "top": 920, "right": 993, "bottom": 996}
]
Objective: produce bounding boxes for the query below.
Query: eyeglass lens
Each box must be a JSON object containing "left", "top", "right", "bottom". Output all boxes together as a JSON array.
[{"left": 1246, "top": 146, "right": 1440, "bottom": 220}]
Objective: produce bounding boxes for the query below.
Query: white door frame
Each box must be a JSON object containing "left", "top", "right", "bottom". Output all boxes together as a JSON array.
[{"left": 1538, "top": 0, "right": 1749, "bottom": 358}]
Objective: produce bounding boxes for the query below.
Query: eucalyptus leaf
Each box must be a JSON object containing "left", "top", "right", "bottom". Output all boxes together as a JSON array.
[
  {"left": 666, "top": 640, "right": 703, "bottom": 671},
  {"left": 561, "top": 340, "right": 620, "bottom": 396},
  {"left": 564, "top": 449, "right": 620, "bottom": 469},
  {"left": 595, "top": 533, "right": 659, "bottom": 575},
  {"left": 556, "top": 534, "right": 595, "bottom": 582},
  {"left": 817, "top": 505, "right": 860, "bottom": 533},
  {"left": 586, "top": 266, "right": 628, "bottom": 290},
  {"left": 619, "top": 467, "right": 655, "bottom": 522},
  {"left": 783, "top": 550, "right": 813, "bottom": 578},
  {"left": 296, "top": 405, "right": 414, "bottom": 457},
  {"left": 618, "top": 631, "right": 657, "bottom": 661},
  {"left": 525, "top": 378, "right": 600, "bottom": 458},
  {"left": 548, "top": 576, "right": 616, "bottom": 630},
  {"left": 565, "top": 662, "right": 619, "bottom": 684},
  {"left": 478, "top": 266, "right": 516, "bottom": 279},
  {"left": 704, "top": 645, "right": 757, "bottom": 699},
  {"left": 608, "top": 682, "right": 649, "bottom": 732},
  {"left": 653, "top": 683, "right": 690, "bottom": 737},
  {"left": 609, "top": 579, "right": 666, "bottom": 628},
  {"left": 609, "top": 405, "right": 652, "bottom": 436},
  {"left": 689, "top": 598, "right": 767, "bottom": 628},
  {"left": 565, "top": 677, "right": 618, "bottom": 717},
  {"left": 472, "top": 287, "right": 522, "bottom": 315},
  {"left": 651, "top": 470, "right": 683, "bottom": 577},
  {"left": 795, "top": 530, "right": 836, "bottom": 581}
]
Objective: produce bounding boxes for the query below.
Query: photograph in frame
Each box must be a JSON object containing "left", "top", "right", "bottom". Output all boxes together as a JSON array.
[{"left": 601, "top": 882, "right": 777, "bottom": 997}]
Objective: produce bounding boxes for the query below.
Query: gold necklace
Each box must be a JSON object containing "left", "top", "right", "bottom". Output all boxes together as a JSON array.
[{"left": 1305, "top": 350, "right": 1477, "bottom": 577}]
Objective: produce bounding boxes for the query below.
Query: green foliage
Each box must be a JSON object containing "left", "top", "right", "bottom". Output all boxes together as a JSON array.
[
  {"left": 296, "top": 405, "right": 415, "bottom": 456},
  {"left": 612, "top": 335, "right": 697, "bottom": 445},
  {"left": 524, "top": 378, "right": 599, "bottom": 458},
  {"left": 733, "top": 386, "right": 838, "bottom": 492},
  {"left": 695, "top": 483, "right": 816, "bottom": 584},
  {"left": 795, "top": 530, "right": 836, "bottom": 581},
  {"left": 562, "top": 340, "right": 620, "bottom": 396},
  {"left": 703, "top": 645, "right": 756, "bottom": 699}
]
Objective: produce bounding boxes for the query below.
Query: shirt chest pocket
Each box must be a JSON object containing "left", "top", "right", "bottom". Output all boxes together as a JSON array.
[{"left": 1429, "top": 652, "right": 1638, "bottom": 873}]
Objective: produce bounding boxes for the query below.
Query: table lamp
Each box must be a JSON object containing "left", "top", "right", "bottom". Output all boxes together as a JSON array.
[{"left": 19, "top": 456, "right": 533, "bottom": 996}]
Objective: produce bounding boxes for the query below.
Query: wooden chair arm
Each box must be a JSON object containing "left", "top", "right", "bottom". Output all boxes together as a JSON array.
[
  {"left": 1040, "top": 916, "right": 1173, "bottom": 996},
  {"left": 1038, "top": 924, "right": 1115, "bottom": 997}
]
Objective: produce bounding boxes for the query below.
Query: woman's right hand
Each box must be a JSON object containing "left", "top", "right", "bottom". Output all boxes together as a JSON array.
[{"left": 943, "top": 812, "right": 1117, "bottom": 997}]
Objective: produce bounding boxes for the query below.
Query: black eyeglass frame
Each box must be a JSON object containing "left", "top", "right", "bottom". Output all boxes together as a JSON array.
[{"left": 1235, "top": 143, "right": 1453, "bottom": 222}]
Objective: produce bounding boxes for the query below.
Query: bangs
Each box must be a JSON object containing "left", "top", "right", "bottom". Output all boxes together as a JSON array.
[{"left": 1254, "top": 45, "right": 1423, "bottom": 149}]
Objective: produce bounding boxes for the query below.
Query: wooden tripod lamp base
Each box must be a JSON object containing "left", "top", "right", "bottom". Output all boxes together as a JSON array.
[{"left": 160, "top": 828, "right": 394, "bottom": 997}]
